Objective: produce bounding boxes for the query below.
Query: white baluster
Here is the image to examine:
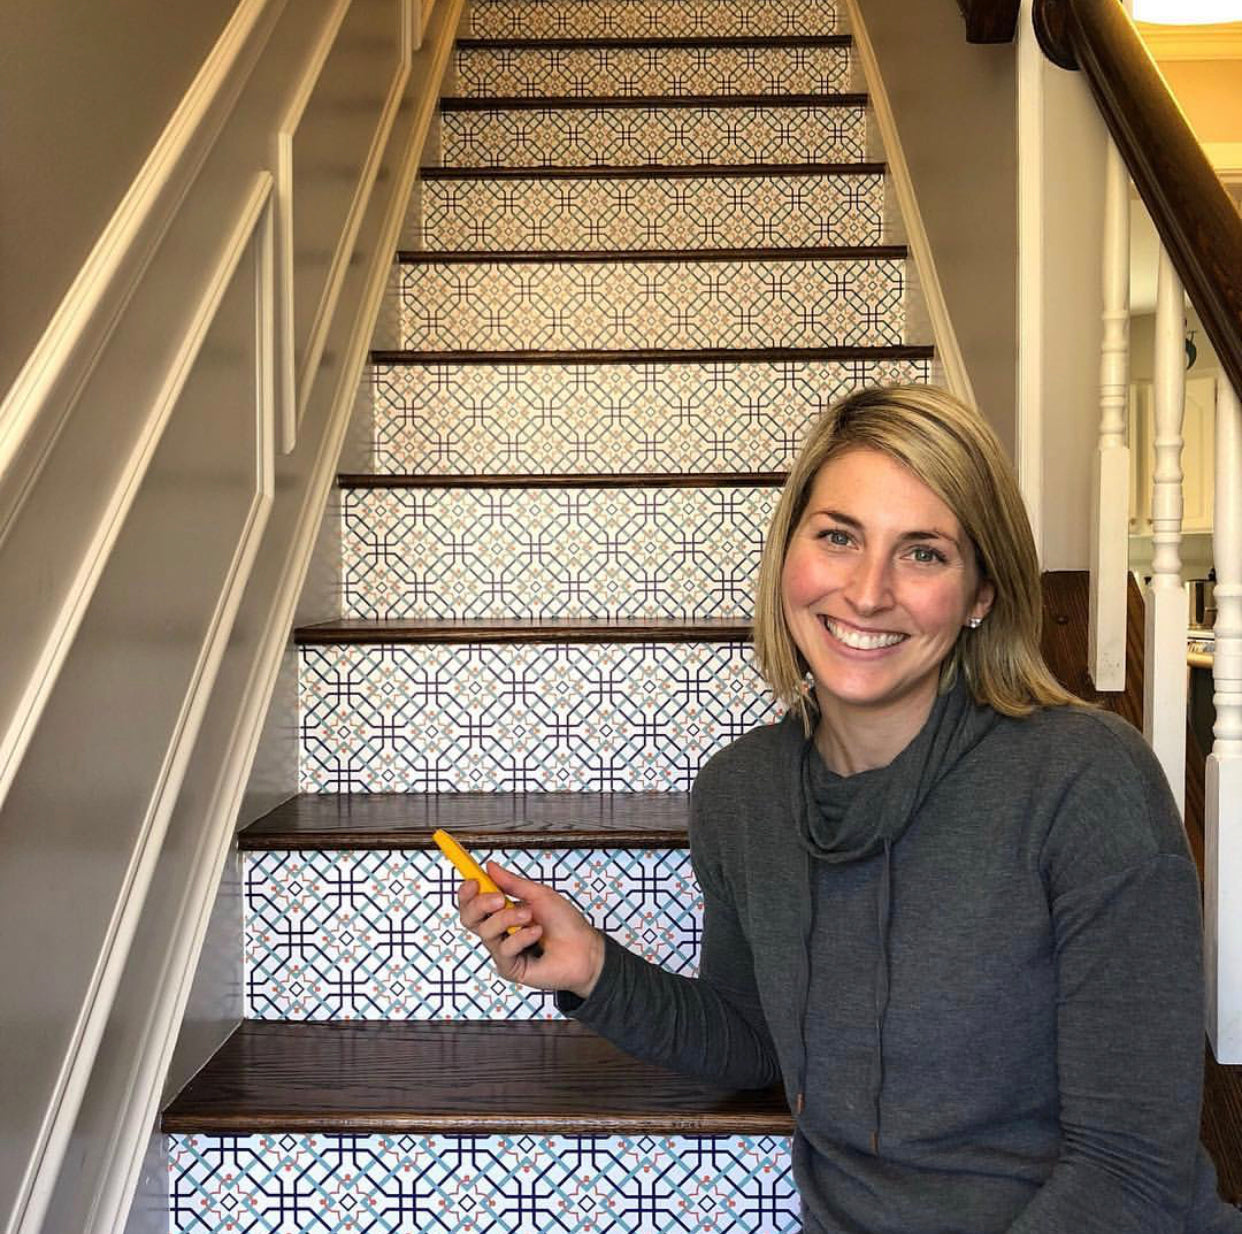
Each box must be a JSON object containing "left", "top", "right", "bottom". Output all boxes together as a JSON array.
[
  {"left": 1206, "top": 376, "right": 1242, "bottom": 1060},
  {"left": 1142, "top": 247, "right": 1186, "bottom": 814},
  {"left": 1089, "top": 141, "right": 1131, "bottom": 692}
]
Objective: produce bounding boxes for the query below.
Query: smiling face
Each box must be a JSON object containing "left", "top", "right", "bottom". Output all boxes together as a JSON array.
[{"left": 781, "top": 446, "right": 994, "bottom": 741}]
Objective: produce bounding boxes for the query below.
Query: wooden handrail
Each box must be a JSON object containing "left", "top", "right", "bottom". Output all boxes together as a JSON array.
[
  {"left": 956, "top": 0, "right": 1021, "bottom": 42},
  {"left": 1033, "top": 0, "right": 1242, "bottom": 401}
]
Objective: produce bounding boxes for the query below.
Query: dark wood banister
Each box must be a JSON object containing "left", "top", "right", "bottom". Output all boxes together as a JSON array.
[
  {"left": 1032, "top": 0, "right": 1242, "bottom": 402},
  {"left": 956, "top": 0, "right": 1021, "bottom": 42}
]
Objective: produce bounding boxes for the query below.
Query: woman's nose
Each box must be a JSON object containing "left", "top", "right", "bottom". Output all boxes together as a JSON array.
[{"left": 844, "top": 551, "right": 892, "bottom": 615}]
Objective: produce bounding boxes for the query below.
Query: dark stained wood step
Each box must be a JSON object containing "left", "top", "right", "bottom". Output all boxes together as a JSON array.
[
  {"left": 421, "top": 161, "right": 886, "bottom": 180},
  {"left": 370, "top": 345, "right": 936, "bottom": 366},
  {"left": 295, "top": 618, "right": 753, "bottom": 645},
  {"left": 396, "top": 244, "right": 907, "bottom": 265},
  {"left": 455, "top": 35, "right": 853, "bottom": 50},
  {"left": 162, "top": 1020, "right": 792, "bottom": 1135},
  {"left": 336, "top": 471, "right": 786, "bottom": 489},
  {"left": 441, "top": 92, "right": 868, "bottom": 112},
  {"left": 239, "top": 792, "right": 690, "bottom": 850}
]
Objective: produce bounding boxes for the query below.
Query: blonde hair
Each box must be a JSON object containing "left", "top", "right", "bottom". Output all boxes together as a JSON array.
[{"left": 753, "top": 384, "right": 1078, "bottom": 728}]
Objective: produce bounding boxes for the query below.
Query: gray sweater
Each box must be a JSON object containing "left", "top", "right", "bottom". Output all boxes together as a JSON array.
[{"left": 559, "top": 684, "right": 1241, "bottom": 1233}]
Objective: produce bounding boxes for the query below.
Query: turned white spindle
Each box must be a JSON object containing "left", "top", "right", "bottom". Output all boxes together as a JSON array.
[
  {"left": 1206, "top": 376, "right": 1242, "bottom": 1060},
  {"left": 1142, "top": 247, "right": 1187, "bottom": 814},
  {"left": 1089, "top": 142, "right": 1131, "bottom": 692}
]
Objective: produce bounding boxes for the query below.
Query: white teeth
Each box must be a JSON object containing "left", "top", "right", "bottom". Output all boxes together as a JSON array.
[{"left": 822, "top": 617, "right": 905, "bottom": 651}]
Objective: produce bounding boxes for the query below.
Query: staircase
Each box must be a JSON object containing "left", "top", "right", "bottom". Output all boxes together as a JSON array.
[{"left": 161, "top": 0, "right": 933, "bottom": 1227}]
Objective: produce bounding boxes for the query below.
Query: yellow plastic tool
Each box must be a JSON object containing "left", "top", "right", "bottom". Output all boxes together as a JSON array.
[{"left": 432, "top": 828, "right": 520, "bottom": 933}]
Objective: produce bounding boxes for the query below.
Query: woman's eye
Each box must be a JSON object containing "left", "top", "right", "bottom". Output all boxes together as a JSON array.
[
  {"left": 820, "top": 529, "right": 851, "bottom": 546},
  {"left": 909, "top": 546, "right": 945, "bottom": 565}
]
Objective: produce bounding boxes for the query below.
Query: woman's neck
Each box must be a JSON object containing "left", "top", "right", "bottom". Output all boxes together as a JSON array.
[{"left": 812, "top": 684, "right": 938, "bottom": 776}]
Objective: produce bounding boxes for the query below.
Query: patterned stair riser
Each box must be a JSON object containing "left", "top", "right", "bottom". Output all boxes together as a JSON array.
[
  {"left": 419, "top": 173, "right": 884, "bottom": 252},
  {"left": 371, "top": 358, "right": 932, "bottom": 474},
  {"left": 170, "top": 1133, "right": 799, "bottom": 1233},
  {"left": 468, "top": 0, "right": 837, "bottom": 38},
  {"left": 399, "top": 257, "right": 904, "bottom": 351},
  {"left": 342, "top": 486, "right": 777, "bottom": 621},
  {"left": 300, "top": 642, "right": 779, "bottom": 792},
  {"left": 440, "top": 104, "right": 866, "bottom": 168},
  {"left": 453, "top": 44, "right": 852, "bottom": 99},
  {"left": 247, "top": 847, "right": 699, "bottom": 1019}
]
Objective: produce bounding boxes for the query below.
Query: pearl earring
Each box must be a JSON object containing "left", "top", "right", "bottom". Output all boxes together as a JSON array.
[{"left": 967, "top": 617, "right": 983, "bottom": 629}]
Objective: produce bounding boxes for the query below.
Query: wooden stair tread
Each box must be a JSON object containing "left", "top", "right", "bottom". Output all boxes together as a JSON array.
[
  {"left": 370, "top": 344, "right": 936, "bottom": 366},
  {"left": 336, "top": 471, "right": 786, "bottom": 489},
  {"left": 241, "top": 792, "right": 690, "bottom": 850},
  {"left": 162, "top": 1021, "right": 792, "bottom": 1135},
  {"left": 396, "top": 245, "right": 907, "bottom": 265},
  {"left": 440, "top": 92, "right": 868, "bottom": 111},
  {"left": 295, "top": 617, "right": 753, "bottom": 644},
  {"left": 421, "top": 162, "right": 886, "bottom": 180}
]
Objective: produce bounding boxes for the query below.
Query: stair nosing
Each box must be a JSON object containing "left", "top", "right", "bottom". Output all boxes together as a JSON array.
[
  {"left": 454, "top": 35, "right": 853, "bottom": 49},
  {"left": 396, "top": 244, "right": 905, "bottom": 265},
  {"left": 370, "top": 344, "right": 935, "bottom": 367},
  {"left": 440, "top": 91, "right": 868, "bottom": 111},
  {"left": 295, "top": 618, "right": 754, "bottom": 645},
  {"left": 239, "top": 790, "right": 692, "bottom": 851},
  {"left": 336, "top": 471, "right": 787, "bottom": 489},
  {"left": 420, "top": 161, "right": 886, "bottom": 181}
]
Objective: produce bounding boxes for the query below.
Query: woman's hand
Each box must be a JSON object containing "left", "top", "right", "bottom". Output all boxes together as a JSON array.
[{"left": 457, "top": 862, "right": 606, "bottom": 999}]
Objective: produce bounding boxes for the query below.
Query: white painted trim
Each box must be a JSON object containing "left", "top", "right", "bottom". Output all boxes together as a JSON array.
[
  {"left": 838, "top": 0, "right": 975, "bottom": 411},
  {"left": 84, "top": 5, "right": 464, "bottom": 1229},
  {"left": 9, "top": 174, "right": 275, "bottom": 1234},
  {"left": 294, "top": 0, "right": 413, "bottom": 436},
  {"left": 1136, "top": 21, "right": 1242, "bottom": 60},
  {"left": 0, "top": 0, "right": 286, "bottom": 534},
  {"left": 276, "top": 0, "right": 354, "bottom": 453},
  {"left": 1016, "top": 0, "right": 1046, "bottom": 562}
]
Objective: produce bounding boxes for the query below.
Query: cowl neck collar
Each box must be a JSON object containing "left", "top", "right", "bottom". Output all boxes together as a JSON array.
[{"left": 786, "top": 676, "right": 999, "bottom": 864}]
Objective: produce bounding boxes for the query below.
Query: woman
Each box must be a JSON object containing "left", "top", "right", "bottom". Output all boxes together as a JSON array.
[{"left": 459, "top": 385, "right": 1239, "bottom": 1232}]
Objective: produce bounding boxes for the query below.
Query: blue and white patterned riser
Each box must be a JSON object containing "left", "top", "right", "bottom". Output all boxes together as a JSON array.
[
  {"left": 467, "top": 0, "right": 837, "bottom": 39},
  {"left": 341, "top": 486, "right": 776, "bottom": 621},
  {"left": 370, "top": 358, "right": 932, "bottom": 475},
  {"left": 438, "top": 103, "right": 867, "bottom": 168},
  {"left": 169, "top": 1132, "right": 799, "bottom": 1233},
  {"left": 246, "top": 847, "right": 699, "bottom": 1019},
  {"left": 452, "top": 43, "right": 852, "bottom": 99},
  {"left": 419, "top": 173, "right": 885, "bottom": 252},
  {"left": 399, "top": 257, "right": 904, "bottom": 351},
  {"left": 299, "top": 642, "right": 778, "bottom": 792}
]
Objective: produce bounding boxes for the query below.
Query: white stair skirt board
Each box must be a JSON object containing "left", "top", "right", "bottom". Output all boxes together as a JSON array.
[
  {"left": 245, "top": 846, "right": 699, "bottom": 1019},
  {"left": 369, "top": 357, "right": 932, "bottom": 475},
  {"left": 419, "top": 172, "right": 885, "bottom": 253},
  {"left": 397, "top": 256, "right": 906, "bottom": 351},
  {"left": 340, "top": 484, "right": 777, "bottom": 620},
  {"left": 452, "top": 42, "right": 852, "bottom": 99}
]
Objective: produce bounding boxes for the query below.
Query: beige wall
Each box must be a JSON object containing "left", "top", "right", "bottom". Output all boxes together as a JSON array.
[
  {"left": 856, "top": 0, "right": 1019, "bottom": 458},
  {"left": 0, "top": 0, "right": 239, "bottom": 400},
  {"left": 1159, "top": 59, "right": 1242, "bottom": 144}
]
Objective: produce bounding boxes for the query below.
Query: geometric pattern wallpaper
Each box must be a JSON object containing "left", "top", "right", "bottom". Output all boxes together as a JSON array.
[
  {"left": 245, "top": 848, "right": 701, "bottom": 1019},
  {"left": 169, "top": 1133, "right": 800, "bottom": 1233},
  {"left": 399, "top": 257, "right": 905, "bottom": 351},
  {"left": 468, "top": 0, "right": 839, "bottom": 38},
  {"left": 370, "top": 357, "right": 932, "bottom": 474},
  {"left": 453, "top": 43, "right": 851, "bottom": 98},
  {"left": 419, "top": 173, "right": 885, "bottom": 252},
  {"left": 298, "top": 642, "right": 780, "bottom": 792},
  {"left": 438, "top": 104, "right": 867, "bottom": 168},
  {"left": 340, "top": 485, "right": 777, "bottom": 620}
]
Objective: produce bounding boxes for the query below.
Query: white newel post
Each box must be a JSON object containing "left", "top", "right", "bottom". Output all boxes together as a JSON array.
[
  {"left": 1206, "top": 376, "right": 1242, "bottom": 1060},
  {"left": 1143, "top": 247, "right": 1187, "bottom": 814},
  {"left": 1089, "top": 141, "right": 1131, "bottom": 692}
]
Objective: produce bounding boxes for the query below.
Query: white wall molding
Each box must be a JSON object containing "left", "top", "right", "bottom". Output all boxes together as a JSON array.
[
  {"left": 9, "top": 172, "right": 275, "bottom": 1234},
  {"left": 0, "top": 0, "right": 286, "bottom": 536},
  {"left": 63, "top": 1, "right": 465, "bottom": 1229},
  {"left": 838, "top": 0, "right": 975, "bottom": 411}
]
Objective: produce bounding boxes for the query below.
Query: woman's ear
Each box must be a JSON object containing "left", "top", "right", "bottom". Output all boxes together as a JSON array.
[{"left": 970, "top": 580, "right": 996, "bottom": 625}]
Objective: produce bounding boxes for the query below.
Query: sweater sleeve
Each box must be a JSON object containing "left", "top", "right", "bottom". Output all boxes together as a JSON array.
[
  {"left": 1005, "top": 787, "right": 1208, "bottom": 1234},
  {"left": 555, "top": 880, "right": 781, "bottom": 1091}
]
